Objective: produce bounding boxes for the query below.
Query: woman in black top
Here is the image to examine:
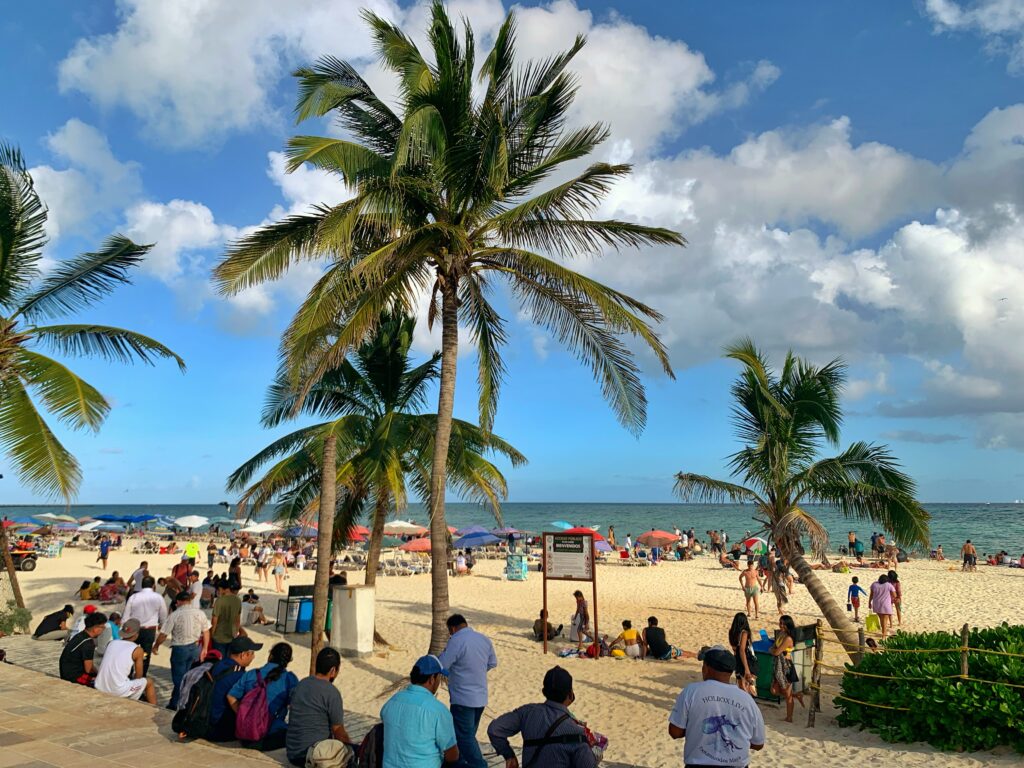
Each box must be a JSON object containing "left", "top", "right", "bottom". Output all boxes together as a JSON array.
[{"left": 728, "top": 612, "right": 759, "bottom": 696}]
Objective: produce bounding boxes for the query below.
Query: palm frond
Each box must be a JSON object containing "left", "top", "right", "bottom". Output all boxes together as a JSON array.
[
  {"left": 29, "top": 324, "right": 185, "bottom": 370},
  {"left": 0, "top": 142, "right": 47, "bottom": 309},
  {"left": 0, "top": 378, "right": 81, "bottom": 500},
  {"left": 459, "top": 277, "right": 506, "bottom": 432},
  {"left": 15, "top": 236, "right": 150, "bottom": 321},
  {"left": 771, "top": 506, "right": 831, "bottom": 559},
  {"left": 15, "top": 349, "right": 109, "bottom": 431},
  {"left": 673, "top": 473, "right": 765, "bottom": 506}
]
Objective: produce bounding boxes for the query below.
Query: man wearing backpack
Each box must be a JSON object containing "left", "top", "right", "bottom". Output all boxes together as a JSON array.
[
  {"left": 207, "top": 635, "right": 262, "bottom": 742},
  {"left": 380, "top": 655, "right": 459, "bottom": 767},
  {"left": 287, "top": 647, "right": 353, "bottom": 767}
]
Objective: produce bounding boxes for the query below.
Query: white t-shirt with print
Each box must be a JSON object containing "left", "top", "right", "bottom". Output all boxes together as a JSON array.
[{"left": 669, "top": 679, "right": 765, "bottom": 767}]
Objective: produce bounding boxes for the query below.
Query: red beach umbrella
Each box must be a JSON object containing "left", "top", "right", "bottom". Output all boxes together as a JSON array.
[
  {"left": 400, "top": 537, "right": 433, "bottom": 552},
  {"left": 638, "top": 530, "right": 679, "bottom": 548},
  {"left": 560, "top": 527, "right": 606, "bottom": 541}
]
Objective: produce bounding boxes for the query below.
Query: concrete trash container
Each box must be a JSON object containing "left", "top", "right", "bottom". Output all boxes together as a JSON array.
[{"left": 329, "top": 584, "right": 375, "bottom": 658}]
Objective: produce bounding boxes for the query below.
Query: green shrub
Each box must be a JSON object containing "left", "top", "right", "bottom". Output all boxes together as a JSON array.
[
  {"left": 836, "top": 623, "right": 1024, "bottom": 752},
  {"left": 0, "top": 600, "right": 32, "bottom": 636}
]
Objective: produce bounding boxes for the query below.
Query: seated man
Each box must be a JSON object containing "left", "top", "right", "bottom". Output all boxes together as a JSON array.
[
  {"left": 641, "top": 616, "right": 694, "bottom": 660},
  {"left": 488, "top": 666, "right": 596, "bottom": 768},
  {"left": 381, "top": 655, "right": 459, "bottom": 767},
  {"left": 34, "top": 604, "right": 74, "bottom": 641},
  {"left": 207, "top": 636, "right": 262, "bottom": 742},
  {"left": 609, "top": 620, "right": 646, "bottom": 659},
  {"left": 533, "top": 610, "right": 563, "bottom": 641},
  {"left": 286, "top": 647, "right": 353, "bottom": 767},
  {"left": 94, "top": 618, "right": 157, "bottom": 704},
  {"left": 59, "top": 611, "right": 107, "bottom": 685}
]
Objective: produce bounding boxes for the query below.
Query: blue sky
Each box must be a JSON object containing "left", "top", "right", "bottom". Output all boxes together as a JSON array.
[{"left": 3, "top": 0, "right": 1024, "bottom": 504}]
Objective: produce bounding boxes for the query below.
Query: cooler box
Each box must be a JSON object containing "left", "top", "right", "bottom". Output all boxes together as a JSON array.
[
  {"left": 295, "top": 598, "right": 314, "bottom": 633},
  {"left": 505, "top": 554, "right": 529, "bottom": 581}
]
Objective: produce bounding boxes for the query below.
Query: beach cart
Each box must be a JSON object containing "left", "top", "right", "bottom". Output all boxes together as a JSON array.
[{"left": 505, "top": 553, "right": 529, "bottom": 581}]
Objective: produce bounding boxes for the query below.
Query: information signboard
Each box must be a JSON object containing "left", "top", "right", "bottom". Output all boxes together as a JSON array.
[{"left": 541, "top": 531, "right": 598, "bottom": 657}]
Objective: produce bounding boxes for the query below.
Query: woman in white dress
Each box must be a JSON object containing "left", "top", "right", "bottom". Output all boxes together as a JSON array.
[{"left": 94, "top": 618, "right": 157, "bottom": 704}]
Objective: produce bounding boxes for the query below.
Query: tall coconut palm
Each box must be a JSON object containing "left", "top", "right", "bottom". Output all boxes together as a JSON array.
[
  {"left": 674, "top": 340, "right": 929, "bottom": 659},
  {"left": 0, "top": 143, "right": 184, "bottom": 607},
  {"left": 227, "top": 311, "right": 524, "bottom": 661},
  {"left": 213, "top": 2, "right": 683, "bottom": 652}
]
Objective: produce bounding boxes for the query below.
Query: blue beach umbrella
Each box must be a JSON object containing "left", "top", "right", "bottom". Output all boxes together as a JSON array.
[
  {"left": 550, "top": 521, "right": 573, "bottom": 530},
  {"left": 454, "top": 531, "right": 500, "bottom": 549},
  {"left": 456, "top": 525, "right": 491, "bottom": 536}
]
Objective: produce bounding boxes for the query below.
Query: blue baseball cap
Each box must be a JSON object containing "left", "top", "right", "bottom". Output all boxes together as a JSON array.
[{"left": 413, "top": 654, "right": 448, "bottom": 677}]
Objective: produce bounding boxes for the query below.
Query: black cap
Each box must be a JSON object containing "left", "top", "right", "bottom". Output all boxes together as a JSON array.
[
  {"left": 542, "top": 666, "right": 573, "bottom": 702},
  {"left": 229, "top": 636, "right": 263, "bottom": 654},
  {"left": 698, "top": 645, "right": 737, "bottom": 673}
]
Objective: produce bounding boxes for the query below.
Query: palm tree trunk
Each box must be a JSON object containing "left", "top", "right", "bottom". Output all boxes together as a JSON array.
[
  {"left": 0, "top": 522, "right": 26, "bottom": 609},
  {"left": 427, "top": 283, "right": 459, "bottom": 654},
  {"left": 783, "top": 544, "right": 861, "bottom": 662},
  {"left": 364, "top": 494, "right": 387, "bottom": 588},
  {"left": 310, "top": 433, "right": 337, "bottom": 673}
]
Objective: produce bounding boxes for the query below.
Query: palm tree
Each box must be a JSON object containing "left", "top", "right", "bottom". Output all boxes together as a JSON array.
[
  {"left": 213, "top": 2, "right": 683, "bottom": 652},
  {"left": 674, "top": 340, "right": 929, "bottom": 659},
  {"left": 0, "top": 143, "right": 184, "bottom": 607},
  {"left": 227, "top": 311, "right": 524, "bottom": 662}
]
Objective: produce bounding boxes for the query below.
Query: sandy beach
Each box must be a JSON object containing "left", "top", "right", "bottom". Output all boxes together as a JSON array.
[{"left": 6, "top": 542, "right": 1023, "bottom": 767}]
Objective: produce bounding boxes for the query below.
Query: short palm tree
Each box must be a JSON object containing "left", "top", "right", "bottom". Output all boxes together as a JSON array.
[
  {"left": 213, "top": 1, "right": 683, "bottom": 652},
  {"left": 674, "top": 340, "right": 929, "bottom": 658},
  {"left": 0, "top": 142, "right": 184, "bottom": 607},
  {"left": 227, "top": 311, "right": 524, "bottom": 654}
]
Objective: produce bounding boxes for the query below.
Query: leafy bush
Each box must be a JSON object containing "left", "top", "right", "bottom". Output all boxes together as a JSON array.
[
  {"left": 0, "top": 600, "right": 32, "bottom": 636},
  {"left": 836, "top": 623, "right": 1024, "bottom": 752}
]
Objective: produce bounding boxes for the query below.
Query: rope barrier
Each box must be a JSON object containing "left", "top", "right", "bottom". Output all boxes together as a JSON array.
[
  {"left": 812, "top": 659, "right": 961, "bottom": 680},
  {"left": 809, "top": 683, "right": 912, "bottom": 711},
  {"left": 966, "top": 647, "right": 1024, "bottom": 659}
]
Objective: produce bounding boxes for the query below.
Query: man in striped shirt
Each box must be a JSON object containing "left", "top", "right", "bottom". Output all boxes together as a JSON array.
[{"left": 487, "top": 666, "right": 595, "bottom": 768}]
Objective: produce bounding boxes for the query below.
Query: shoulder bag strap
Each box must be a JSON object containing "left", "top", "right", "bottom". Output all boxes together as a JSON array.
[{"left": 523, "top": 713, "right": 573, "bottom": 768}]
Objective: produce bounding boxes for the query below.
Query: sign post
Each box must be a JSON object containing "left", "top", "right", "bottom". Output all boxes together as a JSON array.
[{"left": 542, "top": 532, "right": 597, "bottom": 657}]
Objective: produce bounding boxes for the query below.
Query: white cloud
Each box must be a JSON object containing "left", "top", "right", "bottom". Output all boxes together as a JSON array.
[
  {"left": 28, "top": 119, "right": 141, "bottom": 241},
  {"left": 924, "top": 0, "right": 1024, "bottom": 73},
  {"left": 58, "top": 0, "right": 777, "bottom": 155}
]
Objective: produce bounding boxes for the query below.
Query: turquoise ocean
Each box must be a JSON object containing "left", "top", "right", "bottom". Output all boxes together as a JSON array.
[{"left": 2, "top": 502, "right": 1023, "bottom": 556}]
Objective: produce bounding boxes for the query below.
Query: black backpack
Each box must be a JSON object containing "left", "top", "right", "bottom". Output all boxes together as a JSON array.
[
  {"left": 172, "top": 666, "right": 236, "bottom": 739},
  {"left": 355, "top": 723, "right": 384, "bottom": 768}
]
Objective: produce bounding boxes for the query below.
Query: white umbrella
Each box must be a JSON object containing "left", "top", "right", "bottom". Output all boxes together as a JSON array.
[
  {"left": 35, "top": 512, "right": 78, "bottom": 523},
  {"left": 383, "top": 520, "right": 427, "bottom": 535},
  {"left": 240, "top": 521, "right": 282, "bottom": 534},
  {"left": 77, "top": 521, "right": 103, "bottom": 532},
  {"left": 174, "top": 515, "right": 210, "bottom": 529}
]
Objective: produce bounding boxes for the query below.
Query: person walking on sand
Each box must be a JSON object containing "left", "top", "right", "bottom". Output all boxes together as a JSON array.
[
  {"left": 97, "top": 536, "right": 110, "bottom": 570},
  {"left": 669, "top": 646, "right": 765, "bottom": 762},
  {"left": 740, "top": 559, "right": 760, "bottom": 618},
  {"left": 887, "top": 570, "right": 903, "bottom": 626},
  {"left": 869, "top": 574, "right": 896, "bottom": 638},
  {"left": 271, "top": 549, "right": 287, "bottom": 593},
  {"left": 847, "top": 576, "right": 867, "bottom": 623},
  {"left": 729, "top": 613, "right": 759, "bottom": 698},
  {"left": 571, "top": 590, "right": 591, "bottom": 650},
  {"left": 607, "top": 525, "right": 616, "bottom": 550},
  {"left": 437, "top": 614, "right": 497, "bottom": 768},
  {"left": 961, "top": 539, "right": 977, "bottom": 572}
]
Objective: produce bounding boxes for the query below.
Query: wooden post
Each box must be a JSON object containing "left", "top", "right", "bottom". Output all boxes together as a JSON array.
[
  {"left": 857, "top": 627, "right": 866, "bottom": 664},
  {"left": 542, "top": 549, "right": 549, "bottom": 656},
  {"left": 960, "top": 623, "right": 969, "bottom": 679},
  {"left": 591, "top": 556, "right": 599, "bottom": 662},
  {"left": 807, "top": 619, "right": 824, "bottom": 727}
]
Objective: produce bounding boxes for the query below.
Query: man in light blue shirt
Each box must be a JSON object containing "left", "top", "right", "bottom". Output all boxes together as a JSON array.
[
  {"left": 437, "top": 614, "right": 497, "bottom": 768},
  {"left": 381, "top": 655, "right": 458, "bottom": 767}
]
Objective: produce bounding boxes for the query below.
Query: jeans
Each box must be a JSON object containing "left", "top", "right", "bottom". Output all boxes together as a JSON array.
[
  {"left": 169, "top": 644, "right": 200, "bottom": 708},
  {"left": 137, "top": 627, "right": 156, "bottom": 676},
  {"left": 450, "top": 704, "right": 486, "bottom": 768}
]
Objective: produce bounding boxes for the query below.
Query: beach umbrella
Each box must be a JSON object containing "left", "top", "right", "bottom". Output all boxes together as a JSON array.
[
  {"left": 240, "top": 521, "right": 282, "bottom": 534},
  {"left": 492, "top": 527, "right": 524, "bottom": 539},
  {"left": 174, "top": 515, "right": 210, "bottom": 529},
  {"left": 380, "top": 536, "right": 404, "bottom": 548},
  {"left": 52, "top": 521, "right": 79, "bottom": 530},
  {"left": 638, "top": 530, "right": 679, "bottom": 548},
  {"left": 453, "top": 531, "right": 500, "bottom": 549},
  {"left": 400, "top": 537, "right": 433, "bottom": 552},
  {"left": 550, "top": 520, "right": 573, "bottom": 530},
  {"left": 34, "top": 512, "right": 78, "bottom": 523},
  {"left": 349, "top": 525, "right": 371, "bottom": 536},
  {"left": 383, "top": 520, "right": 427, "bottom": 535},
  {"left": 743, "top": 537, "right": 768, "bottom": 554},
  {"left": 561, "top": 527, "right": 605, "bottom": 540},
  {"left": 455, "top": 525, "right": 490, "bottom": 536},
  {"left": 3, "top": 521, "right": 33, "bottom": 530},
  {"left": 286, "top": 525, "right": 318, "bottom": 537},
  {"left": 593, "top": 539, "right": 613, "bottom": 553},
  {"left": 31, "top": 526, "right": 53, "bottom": 535}
]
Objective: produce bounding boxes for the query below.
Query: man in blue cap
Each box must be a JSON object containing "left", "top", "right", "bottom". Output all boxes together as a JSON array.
[{"left": 381, "top": 655, "right": 459, "bottom": 767}]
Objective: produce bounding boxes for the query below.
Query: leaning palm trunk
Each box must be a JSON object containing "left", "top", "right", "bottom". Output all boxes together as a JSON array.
[
  {"left": 310, "top": 434, "right": 337, "bottom": 672},
  {"left": 428, "top": 288, "right": 459, "bottom": 654},
  {"left": 782, "top": 543, "right": 862, "bottom": 662},
  {"left": 0, "top": 523, "right": 25, "bottom": 609},
  {"left": 364, "top": 495, "right": 388, "bottom": 589}
]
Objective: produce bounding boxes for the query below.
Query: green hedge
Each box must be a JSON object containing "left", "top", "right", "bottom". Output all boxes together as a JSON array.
[{"left": 835, "top": 623, "right": 1024, "bottom": 752}]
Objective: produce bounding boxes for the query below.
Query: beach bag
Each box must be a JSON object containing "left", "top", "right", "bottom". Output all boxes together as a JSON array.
[
  {"left": 306, "top": 739, "right": 352, "bottom": 768},
  {"left": 173, "top": 666, "right": 236, "bottom": 739},
  {"left": 235, "top": 670, "right": 271, "bottom": 742},
  {"left": 785, "top": 657, "right": 799, "bottom": 684},
  {"left": 865, "top": 614, "right": 881, "bottom": 633},
  {"left": 355, "top": 723, "right": 384, "bottom": 768}
]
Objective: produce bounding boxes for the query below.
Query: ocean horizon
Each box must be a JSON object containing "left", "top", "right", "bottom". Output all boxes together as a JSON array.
[{"left": 3, "top": 501, "right": 1022, "bottom": 556}]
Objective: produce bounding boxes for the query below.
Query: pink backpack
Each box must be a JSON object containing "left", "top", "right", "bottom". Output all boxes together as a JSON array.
[{"left": 236, "top": 670, "right": 288, "bottom": 743}]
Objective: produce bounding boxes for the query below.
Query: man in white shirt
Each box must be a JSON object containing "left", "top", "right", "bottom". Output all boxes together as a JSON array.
[
  {"left": 121, "top": 575, "right": 167, "bottom": 676},
  {"left": 126, "top": 561, "right": 148, "bottom": 594},
  {"left": 669, "top": 645, "right": 765, "bottom": 767},
  {"left": 188, "top": 570, "right": 203, "bottom": 602},
  {"left": 152, "top": 590, "right": 211, "bottom": 709}
]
